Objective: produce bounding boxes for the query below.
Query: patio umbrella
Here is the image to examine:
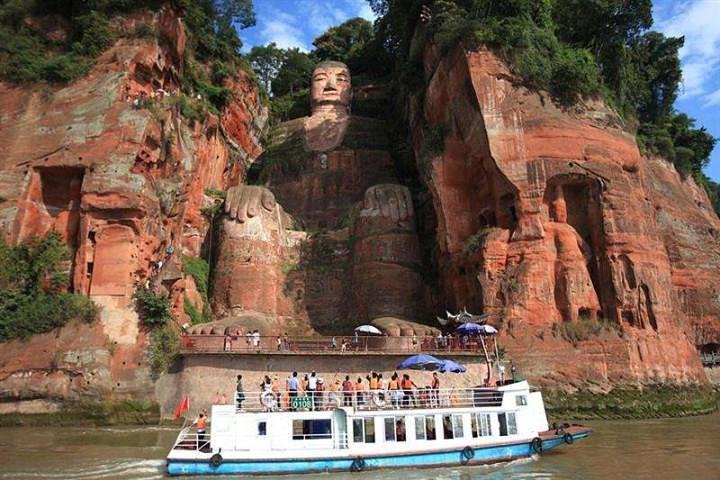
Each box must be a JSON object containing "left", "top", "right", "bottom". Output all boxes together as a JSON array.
[
  {"left": 397, "top": 354, "right": 443, "bottom": 370},
  {"left": 456, "top": 323, "right": 498, "bottom": 335},
  {"left": 436, "top": 359, "right": 466, "bottom": 373},
  {"left": 354, "top": 325, "right": 383, "bottom": 335}
]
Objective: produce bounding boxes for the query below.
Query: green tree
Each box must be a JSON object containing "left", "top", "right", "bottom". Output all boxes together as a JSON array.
[
  {"left": 272, "top": 48, "right": 314, "bottom": 96},
  {"left": 312, "top": 17, "right": 373, "bottom": 67},
  {"left": 0, "top": 233, "right": 98, "bottom": 341},
  {"left": 248, "top": 42, "right": 285, "bottom": 93}
]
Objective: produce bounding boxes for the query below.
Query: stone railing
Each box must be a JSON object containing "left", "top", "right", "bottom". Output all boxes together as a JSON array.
[{"left": 179, "top": 334, "right": 487, "bottom": 355}]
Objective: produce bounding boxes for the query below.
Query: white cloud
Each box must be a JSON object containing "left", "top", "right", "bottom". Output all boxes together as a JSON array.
[
  {"left": 705, "top": 87, "right": 720, "bottom": 106},
  {"left": 357, "top": 3, "right": 376, "bottom": 21},
  {"left": 258, "top": 5, "right": 308, "bottom": 50},
  {"left": 656, "top": 0, "right": 720, "bottom": 99}
]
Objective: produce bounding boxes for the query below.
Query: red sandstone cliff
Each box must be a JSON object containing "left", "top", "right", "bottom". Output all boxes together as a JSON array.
[
  {"left": 412, "top": 46, "right": 719, "bottom": 389},
  {"left": 1, "top": 14, "right": 719, "bottom": 413},
  {"left": 0, "top": 7, "right": 265, "bottom": 409}
]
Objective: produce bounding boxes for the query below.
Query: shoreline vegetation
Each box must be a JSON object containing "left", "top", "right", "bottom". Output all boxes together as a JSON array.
[
  {"left": 544, "top": 385, "right": 719, "bottom": 420},
  {"left": 0, "top": 385, "right": 717, "bottom": 427}
]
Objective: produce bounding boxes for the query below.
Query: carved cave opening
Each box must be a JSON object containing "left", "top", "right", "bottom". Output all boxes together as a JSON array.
[{"left": 545, "top": 174, "right": 608, "bottom": 321}]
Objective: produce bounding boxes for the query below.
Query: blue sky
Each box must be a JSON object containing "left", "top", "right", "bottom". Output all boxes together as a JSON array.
[{"left": 239, "top": 0, "right": 720, "bottom": 182}]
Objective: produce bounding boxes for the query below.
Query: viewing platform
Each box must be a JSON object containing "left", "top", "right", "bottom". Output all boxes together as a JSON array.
[{"left": 179, "top": 334, "right": 494, "bottom": 356}]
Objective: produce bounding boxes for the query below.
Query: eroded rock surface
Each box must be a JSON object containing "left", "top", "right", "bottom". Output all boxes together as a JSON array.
[
  {"left": 0, "top": 7, "right": 265, "bottom": 406},
  {"left": 411, "top": 46, "right": 717, "bottom": 387}
]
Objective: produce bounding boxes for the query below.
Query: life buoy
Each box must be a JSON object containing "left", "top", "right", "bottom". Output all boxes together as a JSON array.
[
  {"left": 261, "top": 391, "right": 277, "bottom": 410},
  {"left": 563, "top": 432, "right": 574, "bottom": 444},
  {"left": 350, "top": 457, "right": 366, "bottom": 472},
  {"left": 530, "top": 437, "right": 543, "bottom": 454},
  {"left": 371, "top": 392, "right": 386, "bottom": 409},
  {"left": 209, "top": 453, "right": 223, "bottom": 467},
  {"left": 460, "top": 446, "right": 475, "bottom": 464}
]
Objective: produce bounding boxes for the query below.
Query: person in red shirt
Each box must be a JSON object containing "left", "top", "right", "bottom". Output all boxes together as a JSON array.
[
  {"left": 431, "top": 372, "right": 440, "bottom": 407},
  {"left": 342, "top": 375, "right": 354, "bottom": 406},
  {"left": 401, "top": 374, "right": 417, "bottom": 408}
]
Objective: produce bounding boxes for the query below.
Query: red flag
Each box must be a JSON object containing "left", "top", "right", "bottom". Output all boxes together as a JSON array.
[{"left": 173, "top": 396, "right": 190, "bottom": 419}]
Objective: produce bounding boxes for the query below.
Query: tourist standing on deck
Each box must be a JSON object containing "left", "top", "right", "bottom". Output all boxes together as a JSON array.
[
  {"left": 316, "top": 378, "right": 325, "bottom": 409},
  {"left": 401, "top": 374, "right": 416, "bottom": 408},
  {"left": 287, "top": 371, "right": 299, "bottom": 410},
  {"left": 355, "top": 377, "right": 365, "bottom": 407},
  {"left": 431, "top": 372, "right": 440, "bottom": 407},
  {"left": 236, "top": 375, "right": 245, "bottom": 410},
  {"left": 192, "top": 410, "right": 208, "bottom": 450},
  {"left": 342, "top": 375, "right": 353, "bottom": 406},
  {"left": 389, "top": 373, "right": 402, "bottom": 408},
  {"left": 308, "top": 371, "right": 318, "bottom": 410}
]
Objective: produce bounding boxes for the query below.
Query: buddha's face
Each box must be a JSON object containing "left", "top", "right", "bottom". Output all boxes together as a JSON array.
[{"left": 310, "top": 64, "right": 352, "bottom": 111}]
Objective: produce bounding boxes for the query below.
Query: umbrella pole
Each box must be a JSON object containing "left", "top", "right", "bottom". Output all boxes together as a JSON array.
[{"left": 479, "top": 335, "right": 491, "bottom": 385}]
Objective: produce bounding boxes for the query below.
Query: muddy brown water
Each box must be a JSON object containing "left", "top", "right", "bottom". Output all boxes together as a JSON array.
[{"left": 1, "top": 413, "right": 718, "bottom": 479}]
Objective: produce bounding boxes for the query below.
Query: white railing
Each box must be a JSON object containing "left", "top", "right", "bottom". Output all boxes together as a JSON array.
[
  {"left": 231, "top": 387, "right": 504, "bottom": 413},
  {"left": 172, "top": 427, "right": 211, "bottom": 452}
]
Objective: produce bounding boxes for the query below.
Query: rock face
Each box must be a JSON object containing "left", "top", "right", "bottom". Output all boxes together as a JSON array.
[
  {"left": 0, "top": 7, "right": 265, "bottom": 404},
  {"left": 412, "top": 46, "right": 718, "bottom": 387},
  {"left": 211, "top": 62, "right": 429, "bottom": 335},
  {"left": 1, "top": 20, "right": 719, "bottom": 411}
]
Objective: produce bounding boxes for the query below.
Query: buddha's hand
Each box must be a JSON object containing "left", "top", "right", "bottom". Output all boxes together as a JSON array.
[
  {"left": 363, "top": 184, "right": 414, "bottom": 223},
  {"left": 225, "top": 185, "right": 277, "bottom": 223}
]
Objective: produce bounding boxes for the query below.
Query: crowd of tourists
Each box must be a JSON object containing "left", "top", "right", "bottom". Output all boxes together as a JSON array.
[{"left": 233, "top": 370, "right": 445, "bottom": 412}]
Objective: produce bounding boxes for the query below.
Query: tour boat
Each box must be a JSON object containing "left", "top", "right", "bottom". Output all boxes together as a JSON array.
[{"left": 166, "top": 380, "right": 591, "bottom": 475}]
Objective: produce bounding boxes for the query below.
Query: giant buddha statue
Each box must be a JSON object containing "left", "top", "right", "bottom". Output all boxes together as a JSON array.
[{"left": 212, "top": 61, "right": 431, "bottom": 336}]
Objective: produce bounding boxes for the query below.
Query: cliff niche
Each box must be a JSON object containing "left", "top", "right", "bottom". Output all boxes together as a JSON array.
[
  {"left": 412, "top": 45, "right": 718, "bottom": 389},
  {"left": 0, "top": 2, "right": 718, "bottom": 419},
  {"left": 0, "top": 5, "right": 265, "bottom": 413}
]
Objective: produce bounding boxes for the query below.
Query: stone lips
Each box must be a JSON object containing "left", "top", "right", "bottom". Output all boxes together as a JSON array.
[{"left": 414, "top": 46, "right": 717, "bottom": 387}]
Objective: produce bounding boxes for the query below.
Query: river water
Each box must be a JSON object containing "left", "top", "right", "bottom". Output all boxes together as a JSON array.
[{"left": 1, "top": 413, "right": 718, "bottom": 479}]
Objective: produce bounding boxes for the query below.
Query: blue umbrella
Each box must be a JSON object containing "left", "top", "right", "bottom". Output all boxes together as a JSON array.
[
  {"left": 436, "top": 359, "right": 466, "bottom": 373},
  {"left": 397, "top": 354, "right": 443, "bottom": 370},
  {"left": 456, "top": 323, "right": 498, "bottom": 335}
]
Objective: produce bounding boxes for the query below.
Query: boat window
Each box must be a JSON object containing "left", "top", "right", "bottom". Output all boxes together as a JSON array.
[
  {"left": 352, "top": 418, "right": 375, "bottom": 443},
  {"left": 258, "top": 421, "right": 267, "bottom": 436},
  {"left": 364, "top": 418, "right": 375, "bottom": 443},
  {"left": 515, "top": 395, "right": 528, "bottom": 406},
  {"left": 396, "top": 417, "right": 406, "bottom": 442},
  {"left": 414, "top": 416, "right": 425, "bottom": 440},
  {"left": 383, "top": 417, "right": 406, "bottom": 442},
  {"left": 442, "top": 415, "right": 453, "bottom": 439},
  {"left": 292, "top": 419, "right": 332, "bottom": 440},
  {"left": 442, "top": 414, "right": 464, "bottom": 439},
  {"left": 384, "top": 417, "right": 396, "bottom": 441},
  {"left": 507, "top": 412, "right": 517, "bottom": 435},
  {"left": 498, "top": 413, "right": 518, "bottom": 436},
  {"left": 471, "top": 413, "right": 491, "bottom": 437},
  {"left": 425, "top": 415, "right": 436, "bottom": 440},
  {"left": 452, "top": 414, "right": 464, "bottom": 438},
  {"left": 353, "top": 419, "right": 364, "bottom": 443}
]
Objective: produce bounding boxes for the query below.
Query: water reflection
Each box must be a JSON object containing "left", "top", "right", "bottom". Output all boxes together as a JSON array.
[{"left": 0, "top": 413, "right": 718, "bottom": 479}]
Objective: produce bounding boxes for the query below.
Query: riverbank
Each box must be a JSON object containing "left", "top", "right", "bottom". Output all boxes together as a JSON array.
[
  {"left": 544, "top": 384, "right": 719, "bottom": 420},
  {"left": 0, "top": 399, "right": 161, "bottom": 427},
  {"left": 1, "top": 385, "right": 717, "bottom": 427}
]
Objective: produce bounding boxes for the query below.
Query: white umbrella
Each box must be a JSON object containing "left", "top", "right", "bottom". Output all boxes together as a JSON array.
[
  {"left": 354, "top": 325, "right": 382, "bottom": 335},
  {"left": 478, "top": 324, "right": 498, "bottom": 335}
]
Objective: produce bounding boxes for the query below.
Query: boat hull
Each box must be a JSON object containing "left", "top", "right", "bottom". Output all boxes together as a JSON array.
[{"left": 167, "top": 430, "right": 590, "bottom": 475}]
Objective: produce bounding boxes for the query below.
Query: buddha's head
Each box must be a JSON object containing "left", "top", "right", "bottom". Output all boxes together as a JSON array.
[{"left": 310, "top": 61, "right": 352, "bottom": 113}]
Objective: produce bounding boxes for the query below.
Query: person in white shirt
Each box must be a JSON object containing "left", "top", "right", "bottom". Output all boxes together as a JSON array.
[{"left": 307, "top": 371, "right": 318, "bottom": 410}]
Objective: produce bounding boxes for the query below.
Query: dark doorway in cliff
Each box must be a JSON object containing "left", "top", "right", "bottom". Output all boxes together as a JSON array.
[
  {"left": 640, "top": 284, "right": 658, "bottom": 331},
  {"left": 35, "top": 166, "right": 85, "bottom": 247}
]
